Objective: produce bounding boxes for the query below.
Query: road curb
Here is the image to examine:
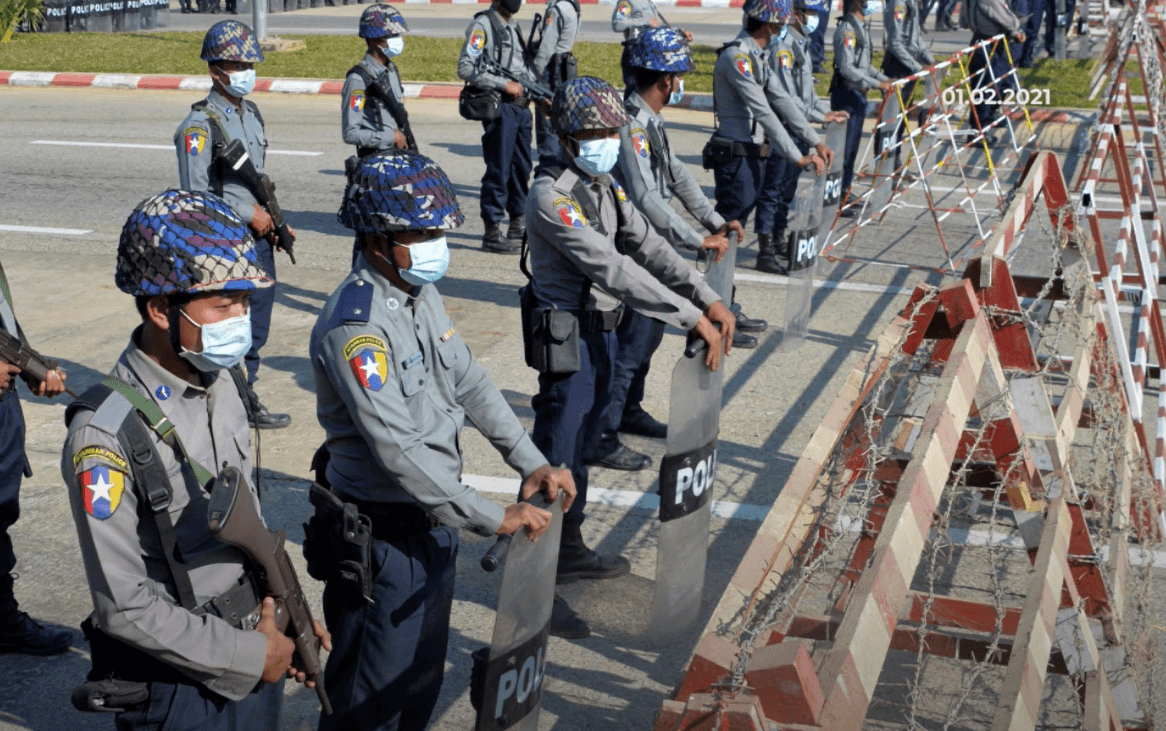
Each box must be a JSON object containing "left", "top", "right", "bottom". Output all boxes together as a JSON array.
[{"left": 0, "top": 70, "right": 1091, "bottom": 121}]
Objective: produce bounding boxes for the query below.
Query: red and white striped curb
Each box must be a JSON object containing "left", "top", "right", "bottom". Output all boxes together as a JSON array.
[{"left": 0, "top": 70, "right": 1087, "bottom": 121}]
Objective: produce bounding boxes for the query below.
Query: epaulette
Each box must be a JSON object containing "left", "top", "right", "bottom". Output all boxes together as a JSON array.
[{"left": 326, "top": 279, "right": 375, "bottom": 331}]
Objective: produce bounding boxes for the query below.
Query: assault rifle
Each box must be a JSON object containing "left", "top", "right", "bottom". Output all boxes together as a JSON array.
[
  {"left": 483, "top": 60, "right": 554, "bottom": 102},
  {"left": 219, "top": 139, "right": 298, "bottom": 265},
  {"left": 208, "top": 466, "right": 331, "bottom": 715},
  {"left": 366, "top": 70, "right": 419, "bottom": 152},
  {"left": 0, "top": 329, "right": 78, "bottom": 397}
]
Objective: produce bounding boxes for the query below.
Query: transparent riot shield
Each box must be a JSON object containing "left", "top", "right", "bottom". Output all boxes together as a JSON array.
[
  {"left": 822, "top": 121, "right": 846, "bottom": 214},
  {"left": 781, "top": 162, "right": 826, "bottom": 350},
  {"left": 644, "top": 234, "right": 734, "bottom": 645},
  {"left": 868, "top": 91, "right": 902, "bottom": 214},
  {"left": 474, "top": 494, "right": 563, "bottom": 731}
]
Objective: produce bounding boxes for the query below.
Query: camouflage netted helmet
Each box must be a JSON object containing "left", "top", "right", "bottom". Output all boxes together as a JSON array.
[
  {"left": 116, "top": 190, "right": 273, "bottom": 297},
  {"left": 743, "top": 0, "right": 793, "bottom": 22},
  {"left": 551, "top": 76, "right": 632, "bottom": 136},
  {"left": 628, "top": 28, "right": 696, "bottom": 73},
  {"left": 359, "top": 3, "right": 409, "bottom": 39},
  {"left": 200, "top": 20, "right": 265, "bottom": 63},
  {"left": 338, "top": 151, "right": 464, "bottom": 233}
]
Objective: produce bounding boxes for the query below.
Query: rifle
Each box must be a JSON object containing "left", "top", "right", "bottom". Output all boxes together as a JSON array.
[
  {"left": 207, "top": 466, "right": 331, "bottom": 715},
  {"left": 483, "top": 60, "right": 554, "bottom": 102},
  {"left": 365, "top": 70, "right": 419, "bottom": 153},
  {"left": 0, "top": 329, "right": 78, "bottom": 397},
  {"left": 219, "top": 140, "right": 298, "bottom": 265}
]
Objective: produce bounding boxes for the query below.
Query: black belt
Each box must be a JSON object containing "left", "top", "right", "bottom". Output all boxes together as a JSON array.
[
  {"left": 709, "top": 136, "right": 772, "bottom": 159},
  {"left": 349, "top": 499, "right": 440, "bottom": 542},
  {"left": 202, "top": 572, "right": 263, "bottom": 630},
  {"left": 578, "top": 308, "right": 622, "bottom": 333}
]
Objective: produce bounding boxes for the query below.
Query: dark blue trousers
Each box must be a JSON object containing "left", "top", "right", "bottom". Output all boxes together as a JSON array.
[
  {"left": 479, "top": 103, "right": 533, "bottom": 226},
  {"left": 114, "top": 677, "right": 284, "bottom": 731},
  {"left": 1016, "top": 0, "right": 1042, "bottom": 65},
  {"left": 245, "top": 238, "right": 275, "bottom": 384},
  {"left": 881, "top": 55, "right": 919, "bottom": 171},
  {"left": 1044, "top": 0, "right": 1076, "bottom": 54},
  {"left": 531, "top": 329, "right": 616, "bottom": 527},
  {"left": 319, "top": 526, "right": 458, "bottom": 731},
  {"left": 810, "top": 9, "right": 829, "bottom": 66},
  {"left": 535, "top": 69, "right": 561, "bottom": 166},
  {"left": 968, "top": 40, "right": 1018, "bottom": 130},
  {"left": 585, "top": 310, "right": 665, "bottom": 459},
  {"left": 713, "top": 154, "right": 768, "bottom": 228},
  {"left": 935, "top": 0, "right": 957, "bottom": 24},
  {"left": 831, "top": 86, "right": 868, "bottom": 197},
  {"left": 0, "top": 393, "right": 26, "bottom": 579},
  {"left": 756, "top": 138, "right": 811, "bottom": 238}
]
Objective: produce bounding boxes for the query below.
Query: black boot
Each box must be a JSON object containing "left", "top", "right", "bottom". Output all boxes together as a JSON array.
[
  {"left": 482, "top": 221, "right": 520, "bottom": 254},
  {"left": 506, "top": 215, "right": 526, "bottom": 243},
  {"left": 0, "top": 577, "right": 72, "bottom": 656},
  {"left": 244, "top": 381, "right": 291, "bottom": 430},
  {"left": 583, "top": 437, "right": 651, "bottom": 471},
  {"left": 550, "top": 594, "right": 590, "bottom": 639},
  {"left": 754, "top": 233, "right": 788, "bottom": 275},
  {"left": 557, "top": 522, "right": 630, "bottom": 584}
]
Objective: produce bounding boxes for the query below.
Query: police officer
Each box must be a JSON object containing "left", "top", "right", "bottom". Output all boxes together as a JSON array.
[
  {"left": 457, "top": 0, "right": 543, "bottom": 254},
  {"left": 310, "top": 151, "right": 575, "bottom": 728},
  {"left": 527, "top": 76, "right": 735, "bottom": 634},
  {"left": 0, "top": 259, "right": 72, "bottom": 656},
  {"left": 963, "top": 0, "right": 1025, "bottom": 141},
  {"left": 805, "top": 0, "right": 830, "bottom": 74},
  {"left": 882, "top": 0, "right": 934, "bottom": 173},
  {"left": 63, "top": 190, "right": 329, "bottom": 731},
  {"left": 831, "top": 0, "right": 894, "bottom": 215},
  {"left": 586, "top": 28, "right": 743, "bottom": 471},
  {"left": 175, "top": 21, "right": 292, "bottom": 429},
  {"left": 530, "top": 0, "right": 580, "bottom": 165},
  {"left": 612, "top": 0, "right": 692, "bottom": 90},
  {"left": 342, "top": 4, "right": 412, "bottom": 155},
  {"left": 756, "top": 0, "right": 849, "bottom": 273}
]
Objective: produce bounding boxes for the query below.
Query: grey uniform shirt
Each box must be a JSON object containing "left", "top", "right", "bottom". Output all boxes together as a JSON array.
[
  {"left": 62, "top": 330, "right": 265, "bottom": 701},
  {"left": 532, "top": 0, "right": 580, "bottom": 75},
  {"left": 0, "top": 262, "right": 21, "bottom": 398},
  {"left": 175, "top": 89, "right": 267, "bottom": 225},
  {"left": 766, "top": 32, "right": 821, "bottom": 146},
  {"left": 311, "top": 261, "right": 547, "bottom": 537},
  {"left": 618, "top": 94, "right": 726, "bottom": 251},
  {"left": 342, "top": 53, "right": 403, "bottom": 151},
  {"left": 833, "top": 14, "right": 889, "bottom": 90},
  {"left": 884, "top": 0, "right": 934, "bottom": 73},
  {"left": 457, "top": 8, "right": 536, "bottom": 94},
  {"left": 966, "top": 0, "right": 1020, "bottom": 37},
  {"left": 713, "top": 31, "right": 802, "bottom": 163},
  {"left": 526, "top": 165, "right": 718, "bottom": 328},
  {"left": 612, "top": 0, "right": 664, "bottom": 40}
]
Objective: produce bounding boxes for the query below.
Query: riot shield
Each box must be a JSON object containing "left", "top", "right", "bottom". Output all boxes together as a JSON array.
[
  {"left": 781, "top": 160, "right": 827, "bottom": 350},
  {"left": 644, "top": 235, "right": 733, "bottom": 644},
  {"left": 868, "top": 91, "right": 902, "bottom": 215},
  {"left": 475, "top": 494, "right": 563, "bottom": 731},
  {"left": 822, "top": 121, "right": 846, "bottom": 214}
]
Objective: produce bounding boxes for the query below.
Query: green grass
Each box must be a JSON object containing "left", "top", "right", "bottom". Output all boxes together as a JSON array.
[{"left": 0, "top": 30, "right": 1101, "bottom": 108}]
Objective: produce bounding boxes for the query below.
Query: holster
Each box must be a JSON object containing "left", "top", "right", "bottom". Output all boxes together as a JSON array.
[
  {"left": 303, "top": 482, "right": 374, "bottom": 608},
  {"left": 72, "top": 617, "right": 178, "bottom": 713},
  {"left": 550, "top": 52, "right": 577, "bottom": 89},
  {"left": 519, "top": 284, "right": 581, "bottom": 375}
]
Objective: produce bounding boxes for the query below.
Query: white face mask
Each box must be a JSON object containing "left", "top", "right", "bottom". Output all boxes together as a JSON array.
[
  {"left": 223, "top": 68, "right": 256, "bottom": 97},
  {"left": 383, "top": 36, "right": 404, "bottom": 57},
  {"left": 863, "top": 0, "right": 883, "bottom": 16},
  {"left": 573, "top": 137, "right": 621, "bottom": 176},
  {"left": 179, "top": 308, "right": 252, "bottom": 372},
  {"left": 803, "top": 13, "right": 820, "bottom": 33},
  {"left": 668, "top": 77, "right": 685, "bottom": 106},
  {"left": 396, "top": 235, "right": 450, "bottom": 286}
]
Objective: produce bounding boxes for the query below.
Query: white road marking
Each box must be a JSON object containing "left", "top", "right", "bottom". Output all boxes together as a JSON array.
[
  {"left": 0, "top": 224, "right": 92, "bottom": 235},
  {"left": 30, "top": 140, "right": 323, "bottom": 156}
]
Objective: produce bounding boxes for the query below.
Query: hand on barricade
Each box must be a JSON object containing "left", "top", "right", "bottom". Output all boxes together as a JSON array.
[
  {"left": 877, "top": 80, "right": 894, "bottom": 92},
  {"left": 520, "top": 464, "right": 576, "bottom": 512}
]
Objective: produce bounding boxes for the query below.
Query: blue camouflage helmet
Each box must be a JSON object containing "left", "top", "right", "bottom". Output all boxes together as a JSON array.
[
  {"left": 338, "top": 151, "right": 464, "bottom": 233},
  {"left": 627, "top": 28, "right": 695, "bottom": 73},
  {"left": 116, "top": 190, "right": 273, "bottom": 297},
  {"left": 359, "top": 3, "right": 409, "bottom": 39},
  {"left": 743, "top": 0, "right": 793, "bottom": 22},
  {"left": 551, "top": 76, "right": 632, "bottom": 135},
  {"left": 200, "top": 20, "right": 265, "bottom": 63}
]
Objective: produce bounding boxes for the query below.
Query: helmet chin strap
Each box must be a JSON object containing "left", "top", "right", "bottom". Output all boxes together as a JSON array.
[{"left": 166, "top": 301, "right": 187, "bottom": 358}]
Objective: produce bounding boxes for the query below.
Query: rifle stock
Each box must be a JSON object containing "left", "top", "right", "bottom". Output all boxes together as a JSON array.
[
  {"left": 208, "top": 467, "right": 331, "bottom": 715},
  {"left": 367, "top": 73, "right": 419, "bottom": 153},
  {"left": 221, "top": 140, "right": 298, "bottom": 265},
  {"left": 0, "top": 329, "right": 78, "bottom": 397}
]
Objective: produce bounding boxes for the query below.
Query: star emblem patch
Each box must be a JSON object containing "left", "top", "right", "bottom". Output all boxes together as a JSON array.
[
  {"left": 343, "top": 334, "right": 389, "bottom": 392},
  {"left": 735, "top": 54, "right": 753, "bottom": 79},
  {"left": 80, "top": 465, "right": 126, "bottom": 520},
  {"left": 631, "top": 129, "right": 650, "bottom": 159},
  {"left": 467, "top": 29, "right": 486, "bottom": 56},
  {"left": 555, "top": 198, "right": 587, "bottom": 228},
  {"left": 350, "top": 90, "right": 366, "bottom": 112},
  {"left": 184, "top": 127, "right": 207, "bottom": 157}
]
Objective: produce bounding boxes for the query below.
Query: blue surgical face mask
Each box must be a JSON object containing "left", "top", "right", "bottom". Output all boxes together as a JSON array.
[
  {"left": 668, "top": 77, "right": 685, "bottom": 106},
  {"left": 397, "top": 235, "right": 450, "bottom": 286},
  {"left": 573, "top": 137, "right": 621, "bottom": 177},
  {"left": 776, "top": 23, "right": 789, "bottom": 41},
  {"left": 383, "top": 36, "right": 404, "bottom": 57},
  {"left": 224, "top": 68, "right": 256, "bottom": 97},
  {"left": 803, "top": 13, "right": 820, "bottom": 34},
  {"left": 863, "top": 0, "right": 883, "bottom": 16},
  {"left": 179, "top": 308, "right": 252, "bottom": 372}
]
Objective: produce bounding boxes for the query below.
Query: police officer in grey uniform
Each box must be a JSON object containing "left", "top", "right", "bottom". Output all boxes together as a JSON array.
[
  {"left": 612, "top": 0, "right": 692, "bottom": 89},
  {"left": 457, "top": 0, "right": 543, "bottom": 254},
  {"left": 310, "top": 151, "right": 574, "bottom": 729},
  {"left": 0, "top": 259, "right": 73, "bottom": 656},
  {"left": 63, "top": 190, "right": 328, "bottom": 731},
  {"left": 175, "top": 20, "right": 292, "bottom": 429},
  {"left": 527, "top": 76, "right": 735, "bottom": 636},
  {"left": 530, "top": 0, "right": 580, "bottom": 165},
  {"left": 882, "top": 0, "right": 934, "bottom": 173},
  {"left": 831, "top": 0, "right": 894, "bottom": 214},
  {"left": 342, "top": 4, "right": 412, "bottom": 155},
  {"left": 754, "top": 0, "right": 849, "bottom": 272}
]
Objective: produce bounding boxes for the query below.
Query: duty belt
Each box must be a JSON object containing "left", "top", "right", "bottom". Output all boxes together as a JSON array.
[
  {"left": 202, "top": 571, "right": 263, "bottom": 630},
  {"left": 348, "top": 498, "right": 441, "bottom": 542},
  {"left": 710, "top": 136, "right": 772, "bottom": 159},
  {"left": 577, "top": 308, "right": 622, "bottom": 333}
]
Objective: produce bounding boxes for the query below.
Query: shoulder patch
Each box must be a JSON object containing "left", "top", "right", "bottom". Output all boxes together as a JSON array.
[
  {"left": 630, "top": 128, "right": 651, "bottom": 159},
  {"left": 894, "top": 4, "right": 906, "bottom": 20},
  {"left": 79, "top": 464, "right": 126, "bottom": 520},
  {"left": 776, "top": 49, "right": 794, "bottom": 70},
  {"left": 614, "top": 0, "right": 631, "bottom": 19},
  {"left": 349, "top": 89, "right": 366, "bottom": 112},
  {"left": 73, "top": 444, "right": 129, "bottom": 472},
  {"left": 344, "top": 335, "right": 389, "bottom": 391},
  {"left": 184, "top": 126, "right": 208, "bottom": 157},
  {"left": 734, "top": 53, "right": 754, "bottom": 79},
  {"left": 554, "top": 197, "right": 588, "bottom": 228},
  {"left": 612, "top": 180, "right": 628, "bottom": 202},
  {"left": 467, "top": 28, "right": 486, "bottom": 56},
  {"left": 843, "top": 31, "right": 856, "bottom": 49},
  {"left": 545, "top": 12, "right": 554, "bottom": 25}
]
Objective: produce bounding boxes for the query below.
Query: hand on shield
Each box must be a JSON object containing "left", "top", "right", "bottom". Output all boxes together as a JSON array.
[
  {"left": 520, "top": 464, "right": 576, "bottom": 511},
  {"left": 825, "top": 110, "right": 850, "bottom": 123},
  {"left": 700, "top": 233, "right": 729, "bottom": 263},
  {"left": 722, "top": 220, "right": 745, "bottom": 241},
  {"left": 814, "top": 142, "right": 834, "bottom": 170},
  {"left": 497, "top": 503, "right": 553, "bottom": 541},
  {"left": 798, "top": 153, "right": 826, "bottom": 175}
]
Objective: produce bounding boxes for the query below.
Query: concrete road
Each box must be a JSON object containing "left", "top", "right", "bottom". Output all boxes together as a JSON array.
[{"left": 0, "top": 85, "right": 1137, "bottom": 731}]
